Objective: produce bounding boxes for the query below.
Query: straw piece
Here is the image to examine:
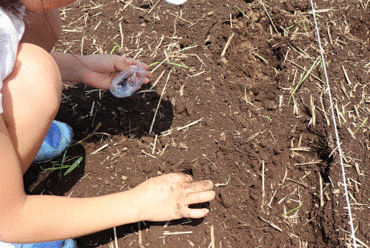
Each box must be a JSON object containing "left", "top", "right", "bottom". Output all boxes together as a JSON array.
[
  {"left": 149, "top": 71, "right": 172, "bottom": 134},
  {"left": 220, "top": 32, "right": 235, "bottom": 63}
]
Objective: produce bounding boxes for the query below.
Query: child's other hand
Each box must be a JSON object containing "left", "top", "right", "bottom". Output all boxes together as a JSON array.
[
  {"left": 79, "top": 54, "right": 152, "bottom": 90},
  {"left": 132, "top": 173, "right": 215, "bottom": 222}
]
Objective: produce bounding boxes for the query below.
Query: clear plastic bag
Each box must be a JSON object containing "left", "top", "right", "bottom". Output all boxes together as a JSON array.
[{"left": 110, "top": 62, "right": 147, "bottom": 98}]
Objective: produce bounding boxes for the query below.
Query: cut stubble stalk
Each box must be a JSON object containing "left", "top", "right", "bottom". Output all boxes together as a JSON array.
[{"left": 288, "top": 56, "right": 320, "bottom": 105}]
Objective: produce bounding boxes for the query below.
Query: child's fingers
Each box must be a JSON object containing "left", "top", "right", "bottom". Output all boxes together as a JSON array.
[
  {"left": 185, "top": 190, "right": 216, "bottom": 206},
  {"left": 119, "top": 57, "right": 150, "bottom": 70},
  {"left": 182, "top": 208, "right": 210, "bottom": 219},
  {"left": 139, "top": 61, "right": 150, "bottom": 70},
  {"left": 119, "top": 57, "right": 152, "bottom": 84},
  {"left": 180, "top": 190, "right": 215, "bottom": 218},
  {"left": 140, "top": 70, "right": 152, "bottom": 83},
  {"left": 119, "top": 57, "right": 136, "bottom": 66},
  {"left": 114, "top": 57, "right": 137, "bottom": 72},
  {"left": 170, "top": 173, "right": 193, "bottom": 183},
  {"left": 183, "top": 180, "right": 214, "bottom": 193},
  {"left": 146, "top": 71, "right": 153, "bottom": 79}
]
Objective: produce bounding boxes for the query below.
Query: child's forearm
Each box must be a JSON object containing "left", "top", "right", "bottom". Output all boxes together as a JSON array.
[
  {"left": 50, "top": 51, "right": 114, "bottom": 90},
  {"left": 1, "top": 190, "right": 144, "bottom": 243}
]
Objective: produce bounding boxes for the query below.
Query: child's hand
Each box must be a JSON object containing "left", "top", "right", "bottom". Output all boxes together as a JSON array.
[
  {"left": 132, "top": 173, "right": 215, "bottom": 222},
  {"left": 78, "top": 54, "right": 152, "bottom": 90}
]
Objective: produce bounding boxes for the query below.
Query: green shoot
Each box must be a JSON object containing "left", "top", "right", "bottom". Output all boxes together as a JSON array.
[
  {"left": 354, "top": 117, "right": 369, "bottom": 134},
  {"left": 149, "top": 61, "right": 190, "bottom": 69},
  {"left": 148, "top": 61, "right": 158, "bottom": 67},
  {"left": 288, "top": 57, "right": 320, "bottom": 105},
  {"left": 63, "top": 157, "right": 83, "bottom": 176},
  {"left": 281, "top": 203, "right": 303, "bottom": 216},
  {"left": 42, "top": 149, "right": 83, "bottom": 176},
  {"left": 271, "top": 66, "right": 278, "bottom": 74},
  {"left": 215, "top": 175, "right": 231, "bottom": 187},
  {"left": 319, "top": 59, "right": 330, "bottom": 78},
  {"left": 235, "top": 6, "right": 249, "bottom": 19},
  {"left": 110, "top": 40, "right": 121, "bottom": 55},
  {"left": 286, "top": 20, "right": 306, "bottom": 30},
  {"left": 302, "top": 20, "right": 307, "bottom": 31},
  {"left": 262, "top": 115, "right": 272, "bottom": 122},
  {"left": 43, "top": 157, "right": 83, "bottom": 176}
]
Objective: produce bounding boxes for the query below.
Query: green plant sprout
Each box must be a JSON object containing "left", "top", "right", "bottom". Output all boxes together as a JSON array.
[
  {"left": 302, "top": 20, "right": 307, "bottom": 31},
  {"left": 288, "top": 57, "right": 320, "bottom": 105},
  {"left": 262, "top": 115, "right": 272, "bottom": 122},
  {"left": 286, "top": 20, "right": 306, "bottom": 30},
  {"left": 110, "top": 40, "right": 121, "bottom": 55},
  {"left": 281, "top": 203, "right": 303, "bottom": 216},
  {"left": 149, "top": 61, "right": 190, "bottom": 69},
  {"left": 354, "top": 117, "right": 369, "bottom": 134},
  {"left": 215, "top": 175, "right": 231, "bottom": 187},
  {"left": 42, "top": 149, "right": 83, "bottom": 177},
  {"left": 235, "top": 5, "right": 249, "bottom": 19},
  {"left": 318, "top": 59, "right": 331, "bottom": 78},
  {"left": 271, "top": 66, "right": 279, "bottom": 74}
]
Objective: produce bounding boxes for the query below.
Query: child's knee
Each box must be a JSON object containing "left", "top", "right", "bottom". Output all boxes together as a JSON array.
[{"left": 6, "top": 43, "right": 62, "bottom": 117}]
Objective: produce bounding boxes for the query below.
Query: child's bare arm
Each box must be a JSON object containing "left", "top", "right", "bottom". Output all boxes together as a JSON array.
[
  {"left": 50, "top": 51, "right": 152, "bottom": 89},
  {"left": 19, "top": 0, "right": 77, "bottom": 12},
  {"left": 0, "top": 116, "right": 214, "bottom": 243}
]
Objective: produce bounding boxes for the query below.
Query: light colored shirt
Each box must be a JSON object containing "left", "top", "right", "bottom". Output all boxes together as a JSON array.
[{"left": 0, "top": 7, "right": 25, "bottom": 114}]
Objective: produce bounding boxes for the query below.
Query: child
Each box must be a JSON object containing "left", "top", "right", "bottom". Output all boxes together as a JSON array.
[{"left": 0, "top": 0, "right": 215, "bottom": 247}]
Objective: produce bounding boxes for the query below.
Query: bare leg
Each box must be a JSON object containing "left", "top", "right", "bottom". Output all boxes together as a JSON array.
[
  {"left": 21, "top": 8, "right": 62, "bottom": 52},
  {"left": 2, "top": 43, "right": 62, "bottom": 173}
]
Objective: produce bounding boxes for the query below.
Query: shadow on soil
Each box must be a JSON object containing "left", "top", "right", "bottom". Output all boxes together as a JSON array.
[
  {"left": 76, "top": 218, "right": 207, "bottom": 248},
  {"left": 57, "top": 83, "right": 174, "bottom": 140}
]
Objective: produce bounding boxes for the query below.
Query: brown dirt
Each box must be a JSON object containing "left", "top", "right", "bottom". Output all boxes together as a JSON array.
[{"left": 24, "top": 0, "right": 370, "bottom": 247}]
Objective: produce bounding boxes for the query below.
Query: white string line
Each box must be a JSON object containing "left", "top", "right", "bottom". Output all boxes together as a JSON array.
[{"left": 309, "top": 1, "right": 357, "bottom": 247}]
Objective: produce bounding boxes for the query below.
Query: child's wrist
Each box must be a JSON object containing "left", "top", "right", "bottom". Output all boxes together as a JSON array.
[
  {"left": 50, "top": 52, "right": 85, "bottom": 83},
  {"left": 117, "top": 189, "right": 147, "bottom": 224},
  {"left": 71, "top": 55, "right": 87, "bottom": 82}
]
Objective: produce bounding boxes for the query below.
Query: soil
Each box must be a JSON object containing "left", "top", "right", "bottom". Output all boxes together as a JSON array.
[{"left": 24, "top": 0, "right": 370, "bottom": 247}]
